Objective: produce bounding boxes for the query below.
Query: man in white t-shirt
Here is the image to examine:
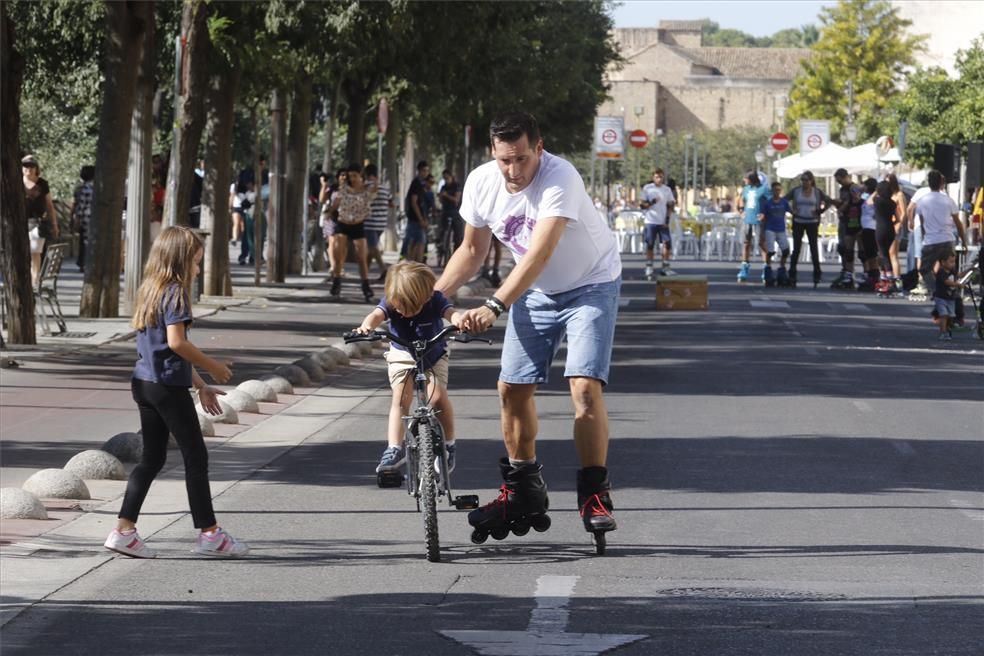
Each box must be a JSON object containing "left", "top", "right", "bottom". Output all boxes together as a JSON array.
[
  {"left": 916, "top": 170, "right": 966, "bottom": 294},
  {"left": 435, "top": 111, "right": 622, "bottom": 545},
  {"left": 639, "top": 168, "right": 676, "bottom": 279}
]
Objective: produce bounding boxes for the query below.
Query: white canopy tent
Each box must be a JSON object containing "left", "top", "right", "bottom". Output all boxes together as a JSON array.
[{"left": 776, "top": 141, "right": 905, "bottom": 180}]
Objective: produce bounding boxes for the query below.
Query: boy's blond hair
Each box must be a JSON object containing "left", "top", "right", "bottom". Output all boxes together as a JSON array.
[{"left": 384, "top": 261, "right": 436, "bottom": 312}]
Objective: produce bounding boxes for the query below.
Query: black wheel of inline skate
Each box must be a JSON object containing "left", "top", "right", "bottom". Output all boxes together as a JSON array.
[
  {"left": 531, "top": 514, "right": 551, "bottom": 532},
  {"left": 417, "top": 422, "right": 440, "bottom": 562},
  {"left": 490, "top": 527, "right": 509, "bottom": 541},
  {"left": 470, "top": 529, "right": 488, "bottom": 545},
  {"left": 593, "top": 531, "right": 607, "bottom": 556},
  {"left": 511, "top": 519, "right": 531, "bottom": 536}
]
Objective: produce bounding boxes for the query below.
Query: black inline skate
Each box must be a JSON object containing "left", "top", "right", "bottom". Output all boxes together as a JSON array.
[
  {"left": 762, "top": 264, "right": 775, "bottom": 287},
  {"left": 468, "top": 459, "right": 551, "bottom": 544},
  {"left": 830, "top": 270, "right": 854, "bottom": 291},
  {"left": 578, "top": 466, "right": 616, "bottom": 555},
  {"left": 329, "top": 276, "right": 342, "bottom": 297},
  {"left": 776, "top": 266, "right": 791, "bottom": 288}
]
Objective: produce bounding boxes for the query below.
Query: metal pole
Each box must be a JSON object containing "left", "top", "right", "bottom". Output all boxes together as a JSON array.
[
  {"left": 377, "top": 133, "right": 382, "bottom": 176},
  {"left": 165, "top": 34, "right": 182, "bottom": 227},
  {"left": 692, "top": 141, "right": 699, "bottom": 208},
  {"left": 683, "top": 140, "right": 690, "bottom": 216},
  {"left": 301, "top": 152, "right": 310, "bottom": 276}
]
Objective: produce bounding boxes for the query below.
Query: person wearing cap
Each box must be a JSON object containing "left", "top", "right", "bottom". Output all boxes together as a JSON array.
[{"left": 22, "top": 155, "right": 59, "bottom": 285}]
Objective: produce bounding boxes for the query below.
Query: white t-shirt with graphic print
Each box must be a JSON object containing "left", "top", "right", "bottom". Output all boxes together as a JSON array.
[{"left": 459, "top": 151, "right": 621, "bottom": 294}]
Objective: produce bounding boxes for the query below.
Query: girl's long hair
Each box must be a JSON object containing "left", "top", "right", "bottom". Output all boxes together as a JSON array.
[{"left": 131, "top": 226, "right": 203, "bottom": 330}]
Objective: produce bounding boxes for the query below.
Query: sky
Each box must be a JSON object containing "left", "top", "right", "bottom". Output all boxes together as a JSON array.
[{"left": 610, "top": 1, "right": 832, "bottom": 36}]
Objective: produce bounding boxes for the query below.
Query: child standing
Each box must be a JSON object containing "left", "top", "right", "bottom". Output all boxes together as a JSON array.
[
  {"left": 353, "top": 261, "right": 463, "bottom": 477},
  {"left": 104, "top": 226, "right": 249, "bottom": 558},
  {"left": 934, "top": 250, "right": 962, "bottom": 341},
  {"left": 757, "top": 181, "right": 792, "bottom": 286}
]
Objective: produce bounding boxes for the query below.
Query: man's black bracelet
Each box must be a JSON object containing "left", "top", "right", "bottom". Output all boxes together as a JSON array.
[{"left": 484, "top": 296, "right": 506, "bottom": 317}]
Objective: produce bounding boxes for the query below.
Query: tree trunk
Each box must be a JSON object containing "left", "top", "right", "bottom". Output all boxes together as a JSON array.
[
  {"left": 80, "top": 1, "right": 149, "bottom": 318},
  {"left": 0, "top": 4, "right": 34, "bottom": 344},
  {"left": 202, "top": 62, "right": 240, "bottom": 296},
  {"left": 322, "top": 80, "right": 341, "bottom": 175},
  {"left": 285, "top": 74, "right": 311, "bottom": 275},
  {"left": 163, "top": 0, "right": 209, "bottom": 228},
  {"left": 123, "top": 1, "right": 155, "bottom": 314},
  {"left": 343, "top": 78, "right": 373, "bottom": 166},
  {"left": 383, "top": 102, "right": 401, "bottom": 253},
  {"left": 266, "top": 88, "right": 288, "bottom": 283}
]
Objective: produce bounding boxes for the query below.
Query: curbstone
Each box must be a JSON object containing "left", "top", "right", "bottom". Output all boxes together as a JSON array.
[
  {"left": 275, "top": 364, "right": 311, "bottom": 387},
  {"left": 22, "top": 469, "right": 90, "bottom": 500},
  {"left": 0, "top": 488, "right": 48, "bottom": 520},
  {"left": 323, "top": 344, "right": 351, "bottom": 367},
  {"left": 262, "top": 375, "right": 294, "bottom": 395},
  {"left": 293, "top": 355, "right": 325, "bottom": 382},
  {"left": 236, "top": 379, "right": 277, "bottom": 403},
  {"left": 221, "top": 388, "right": 260, "bottom": 413},
  {"left": 198, "top": 412, "right": 215, "bottom": 437},
  {"left": 101, "top": 432, "right": 143, "bottom": 463},
  {"left": 195, "top": 398, "right": 238, "bottom": 424},
  {"left": 64, "top": 450, "right": 127, "bottom": 481}
]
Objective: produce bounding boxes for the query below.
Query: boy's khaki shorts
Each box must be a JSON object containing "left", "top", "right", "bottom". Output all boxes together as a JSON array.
[{"left": 385, "top": 349, "right": 449, "bottom": 389}]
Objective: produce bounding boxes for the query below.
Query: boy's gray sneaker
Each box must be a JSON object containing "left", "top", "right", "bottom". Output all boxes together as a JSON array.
[
  {"left": 376, "top": 445, "right": 405, "bottom": 473},
  {"left": 436, "top": 442, "right": 456, "bottom": 475}
]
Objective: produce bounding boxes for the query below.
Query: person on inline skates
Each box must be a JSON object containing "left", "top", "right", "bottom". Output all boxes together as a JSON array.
[
  {"left": 831, "top": 169, "right": 864, "bottom": 290},
  {"left": 353, "top": 261, "right": 464, "bottom": 486},
  {"left": 434, "top": 111, "right": 622, "bottom": 547},
  {"left": 758, "top": 182, "right": 792, "bottom": 286},
  {"left": 783, "top": 171, "right": 833, "bottom": 287},
  {"left": 736, "top": 171, "right": 769, "bottom": 283},
  {"left": 639, "top": 168, "right": 676, "bottom": 279}
]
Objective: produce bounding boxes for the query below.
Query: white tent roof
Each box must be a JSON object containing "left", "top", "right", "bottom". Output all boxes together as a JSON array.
[{"left": 775, "top": 141, "right": 904, "bottom": 179}]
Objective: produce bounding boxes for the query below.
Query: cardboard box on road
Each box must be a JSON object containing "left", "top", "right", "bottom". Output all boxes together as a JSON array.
[{"left": 655, "top": 275, "right": 708, "bottom": 310}]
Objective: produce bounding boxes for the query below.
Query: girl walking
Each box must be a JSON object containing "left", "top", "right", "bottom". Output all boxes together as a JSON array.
[{"left": 104, "top": 226, "right": 249, "bottom": 558}]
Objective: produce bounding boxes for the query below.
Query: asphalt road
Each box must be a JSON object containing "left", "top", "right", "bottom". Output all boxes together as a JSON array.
[{"left": 2, "top": 258, "right": 982, "bottom": 656}]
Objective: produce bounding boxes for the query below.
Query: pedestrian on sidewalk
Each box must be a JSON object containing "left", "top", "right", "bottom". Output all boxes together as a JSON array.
[{"left": 104, "top": 226, "right": 249, "bottom": 559}]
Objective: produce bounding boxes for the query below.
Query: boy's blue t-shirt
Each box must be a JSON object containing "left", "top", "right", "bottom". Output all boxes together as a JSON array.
[
  {"left": 759, "top": 196, "right": 790, "bottom": 232},
  {"left": 133, "top": 284, "right": 193, "bottom": 387},
  {"left": 741, "top": 184, "right": 769, "bottom": 225},
  {"left": 378, "top": 291, "right": 453, "bottom": 369}
]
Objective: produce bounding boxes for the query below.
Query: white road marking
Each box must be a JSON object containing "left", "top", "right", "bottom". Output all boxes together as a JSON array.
[
  {"left": 833, "top": 303, "right": 872, "bottom": 312},
  {"left": 851, "top": 400, "right": 872, "bottom": 413},
  {"left": 949, "top": 498, "right": 984, "bottom": 521},
  {"left": 781, "top": 319, "right": 804, "bottom": 338},
  {"left": 825, "top": 345, "right": 981, "bottom": 357},
  {"left": 441, "top": 575, "right": 647, "bottom": 655},
  {"left": 750, "top": 300, "right": 790, "bottom": 309},
  {"left": 805, "top": 347, "right": 819, "bottom": 356}
]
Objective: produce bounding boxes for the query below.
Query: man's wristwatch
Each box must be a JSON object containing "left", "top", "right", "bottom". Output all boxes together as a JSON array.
[{"left": 483, "top": 296, "right": 506, "bottom": 318}]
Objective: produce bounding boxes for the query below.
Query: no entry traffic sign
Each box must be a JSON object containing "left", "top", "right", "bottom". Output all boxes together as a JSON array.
[
  {"left": 770, "top": 132, "right": 789, "bottom": 152},
  {"left": 806, "top": 134, "right": 823, "bottom": 149},
  {"left": 628, "top": 129, "right": 648, "bottom": 149}
]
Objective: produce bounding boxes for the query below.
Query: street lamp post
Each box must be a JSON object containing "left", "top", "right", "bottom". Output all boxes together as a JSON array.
[
  {"left": 683, "top": 134, "right": 692, "bottom": 216},
  {"left": 634, "top": 106, "right": 644, "bottom": 200}
]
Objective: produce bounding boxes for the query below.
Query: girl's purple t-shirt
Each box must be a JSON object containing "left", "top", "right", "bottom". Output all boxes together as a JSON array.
[
  {"left": 378, "top": 291, "right": 453, "bottom": 369},
  {"left": 133, "top": 285, "right": 193, "bottom": 387}
]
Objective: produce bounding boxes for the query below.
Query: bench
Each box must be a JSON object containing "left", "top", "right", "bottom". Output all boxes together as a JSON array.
[{"left": 35, "top": 242, "right": 69, "bottom": 335}]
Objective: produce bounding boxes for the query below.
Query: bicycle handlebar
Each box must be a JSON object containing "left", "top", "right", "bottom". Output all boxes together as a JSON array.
[{"left": 342, "top": 326, "right": 492, "bottom": 353}]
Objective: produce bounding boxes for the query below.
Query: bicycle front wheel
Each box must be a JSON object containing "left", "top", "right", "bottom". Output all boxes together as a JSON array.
[{"left": 417, "top": 420, "right": 440, "bottom": 562}]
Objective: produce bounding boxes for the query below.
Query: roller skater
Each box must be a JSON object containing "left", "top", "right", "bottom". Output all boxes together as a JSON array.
[
  {"left": 435, "top": 112, "right": 622, "bottom": 554},
  {"left": 784, "top": 171, "right": 833, "bottom": 292},
  {"left": 468, "top": 459, "right": 551, "bottom": 543},
  {"left": 737, "top": 171, "right": 769, "bottom": 284},
  {"left": 639, "top": 168, "right": 676, "bottom": 282},
  {"left": 758, "top": 181, "right": 792, "bottom": 290},
  {"left": 776, "top": 266, "right": 791, "bottom": 287}
]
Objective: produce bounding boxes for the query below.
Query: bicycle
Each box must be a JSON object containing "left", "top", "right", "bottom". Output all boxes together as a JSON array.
[{"left": 343, "top": 325, "right": 490, "bottom": 562}]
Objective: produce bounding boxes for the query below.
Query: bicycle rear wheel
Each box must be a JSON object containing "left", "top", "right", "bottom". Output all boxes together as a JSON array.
[{"left": 417, "top": 421, "right": 440, "bottom": 562}]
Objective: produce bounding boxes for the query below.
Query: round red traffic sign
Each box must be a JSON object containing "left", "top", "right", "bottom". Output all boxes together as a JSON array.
[
  {"left": 628, "top": 129, "right": 648, "bottom": 149},
  {"left": 601, "top": 129, "right": 618, "bottom": 145},
  {"left": 806, "top": 134, "right": 823, "bottom": 149},
  {"left": 770, "top": 132, "right": 790, "bottom": 152}
]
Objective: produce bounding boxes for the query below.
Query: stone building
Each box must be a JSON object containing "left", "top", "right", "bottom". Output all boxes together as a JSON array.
[{"left": 599, "top": 21, "right": 810, "bottom": 136}]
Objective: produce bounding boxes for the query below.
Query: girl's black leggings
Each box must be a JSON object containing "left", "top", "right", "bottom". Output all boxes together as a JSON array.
[
  {"left": 875, "top": 220, "right": 896, "bottom": 271},
  {"left": 120, "top": 379, "right": 216, "bottom": 529},
  {"left": 789, "top": 222, "right": 822, "bottom": 278}
]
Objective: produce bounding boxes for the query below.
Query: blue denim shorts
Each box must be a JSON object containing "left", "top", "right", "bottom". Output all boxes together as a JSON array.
[
  {"left": 500, "top": 279, "right": 621, "bottom": 386},
  {"left": 365, "top": 229, "right": 382, "bottom": 250},
  {"left": 404, "top": 220, "right": 426, "bottom": 245}
]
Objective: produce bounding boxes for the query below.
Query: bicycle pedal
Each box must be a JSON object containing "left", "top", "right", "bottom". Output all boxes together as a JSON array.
[{"left": 452, "top": 494, "right": 479, "bottom": 510}]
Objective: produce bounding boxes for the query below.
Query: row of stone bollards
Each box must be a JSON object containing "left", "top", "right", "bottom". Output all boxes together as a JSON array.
[{"left": 0, "top": 340, "right": 378, "bottom": 521}]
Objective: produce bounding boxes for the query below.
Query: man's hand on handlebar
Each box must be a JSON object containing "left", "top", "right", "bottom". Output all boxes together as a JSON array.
[{"left": 458, "top": 306, "right": 498, "bottom": 334}]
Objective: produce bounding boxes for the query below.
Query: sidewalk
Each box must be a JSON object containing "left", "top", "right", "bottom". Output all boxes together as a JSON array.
[{"left": 0, "top": 246, "right": 499, "bottom": 627}]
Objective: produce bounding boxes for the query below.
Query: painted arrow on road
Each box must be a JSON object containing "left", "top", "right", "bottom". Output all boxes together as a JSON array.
[{"left": 441, "top": 575, "right": 647, "bottom": 656}]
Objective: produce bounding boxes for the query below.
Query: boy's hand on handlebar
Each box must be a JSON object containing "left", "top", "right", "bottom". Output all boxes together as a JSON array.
[
  {"left": 354, "top": 324, "right": 374, "bottom": 335},
  {"left": 459, "top": 306, "right": 497, "bottom": 334}
]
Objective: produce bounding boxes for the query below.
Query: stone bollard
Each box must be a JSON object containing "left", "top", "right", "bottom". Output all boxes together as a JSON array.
[
  {"left": 274, "top": 364, "right": 311, "bottom": 387},
  {"left": 221, "top": 389, "right": 260, "bottom": 413},
  {"left": 22, "top": 469, "right": 90, "bottom": 500},
  {"left": 198, "top": 412, "right": 215, "bottom": 437},
  {"left": 0, "top": 488, "right": 48, "bottom": 520},
  {"left": 101, "top": 432, "right": 143, "bottom": 463},
  {"left": 236, "top": 379, "right": 277, "bottom": 403},
  {"left": 319, "top": 346, "right": 350, "bottom": 367},
  {"left": 261, "top": 375, "right": 294, "bottom": 396},
  {"left": 64, "top": 450, "right": 127, "bottom": 481},
  {"left": 195, "top": 398, "right": 238, "bottom": 424},
  {"left": 312, "top": 347, "right": 345, "bottom": 371},
  {"left": 293, "top": 356, "right": 325, "bottom": 382}
]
